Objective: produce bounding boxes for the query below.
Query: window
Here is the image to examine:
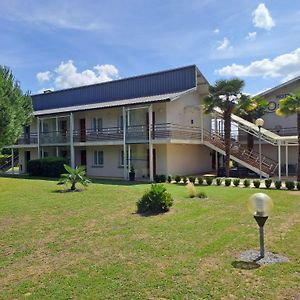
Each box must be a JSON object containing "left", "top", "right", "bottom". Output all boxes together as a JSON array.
[
  {"left": 119, "top": 150, "right": 124, "bottom": 166},
  {"left": 92, "top": 118, "right": 103, "bottom": 132},
  {"left": 94, "top": 150, "right": 104, "bottom": 166}
]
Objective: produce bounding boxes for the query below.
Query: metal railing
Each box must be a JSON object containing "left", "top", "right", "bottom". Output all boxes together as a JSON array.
[
  {"left": 40, "top": 131, "right": 70, "bottom": 144},
  {"left": 17, "top": 133, "right": 38, "bottom": 145},
  {"left": 73, "top": 127, "right": 123, "bottom": 142}
]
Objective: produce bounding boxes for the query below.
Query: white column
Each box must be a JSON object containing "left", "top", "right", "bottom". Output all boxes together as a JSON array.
[
  {"left": 55, "top": 117, "right": 58, "bottom": 143},
  {"left": 278, "top": 141, "right": 281, "bottom": 180},
  {"left": 70, "top": 113, "right": 75, "bottom": 168},
  {"left": 122, "top": 107, "right": 127, "bottom": 179},
  {"left": 37, "top": 117, "right": 40, "bottom": 158},
  {"left": 200, "top": 105, "right": 204, "bottom": 142},
  {"left": 11, "top": 148, "right": 14, "bottom": 174},
  {"left": 285, "top": 144, "right": 288, "bottom": 177},
  {"left": 149, "top": 105, "right": 154, "bottom": 182},
  {"left": 56, "top": 147, "right": 59, "bottom": 157}
]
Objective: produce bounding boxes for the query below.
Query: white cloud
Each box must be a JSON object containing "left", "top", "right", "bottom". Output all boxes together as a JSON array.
[
  {"left": 37, "top": 60, "right": 120, "bottom": 90},
  {"left": 252, "top": 3, "right": 275, "bottom": 30},
  {"left": 36, "top": 71, "right": 50, "bottom": 82},
  {"left": 216, "top": 48, "right": 300, "bottom": 81},
  {"left": 246, "top": 32, "right": 257, "bottom": 41},
  {"left": 213, "top": 28, "right": 220, "bottom": 34},
  {"left": 217, "top": 37, "right": 231, "bottom": 51}
]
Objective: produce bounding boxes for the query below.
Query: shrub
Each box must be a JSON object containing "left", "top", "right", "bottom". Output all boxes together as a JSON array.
[
  {"left": 243, "top": 179, "right": 250, "bottom": 188},
  {"left": 182, "top": 176, "right": 188, "bottom": 184},
  {"left": 154, "top": 174, "right": 166, "bottom": 183},
  {"left": 265, "top": 179, "right": 272, "bottom": 189},
  {"left": 225, "top": 178, "right": 231, "bottom": 187},
  {"left": 197, "top": 191, "right": 208, "bottom": 199},
  {"left": 205, "top": 177, "right": 213, "bottom": 186},
  {"left": 28, "top": 157, "right": 68, "bottom": 177},
  {"left": 189, "top": 176, "right": 196, "bottom": 184},
  {"left": 167, "top": 175, "right": 172, "bottom": 183},
  {"left": 216, "top": 178, "right": 222, "bottom": 186},
  {"left": 275, "top": 180, "right": 282, "bottom": 190},
  {"left": 297, "top": 182, "right": 300, "bottom": 191},
  {"left": 197, "top": 177, "right": 203, "bottom": 185},
  {"left": 233, "top": 178, "right": 240, "bottom": 187},
  {"left": 58, "top": 164, "right": 91, "bottom": 191},
  {"left": 285, "top": 181, "right": 295, "bottom": 191},
  {"left": 174, "top": 175, "right": 181, "bottom": 184},
  {"left": 136, "top": 184, "right": 173, "bottom": 214},
  {"left": 253, "top": 180, "right": 261, "bottom": 188},
  {"left": 186, "top": 182, "right": 196, "bottom": 198}
]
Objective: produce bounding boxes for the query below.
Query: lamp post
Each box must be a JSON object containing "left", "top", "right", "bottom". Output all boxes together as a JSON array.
[
  {"left": 255, "top": 118, "right": 264, "bottom": 180},
  {"left": 248, "top": 193, "right": 273, "bottom": 258}
]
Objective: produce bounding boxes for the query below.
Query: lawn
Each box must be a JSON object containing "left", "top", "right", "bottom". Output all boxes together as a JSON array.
[{"left": 0, "top": 177, "right": 299, "bottom": 299}]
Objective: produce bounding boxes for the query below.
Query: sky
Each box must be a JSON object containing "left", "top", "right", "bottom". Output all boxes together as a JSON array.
[{"left": 1, "top": 0, "right": 300, "bottom": 95}]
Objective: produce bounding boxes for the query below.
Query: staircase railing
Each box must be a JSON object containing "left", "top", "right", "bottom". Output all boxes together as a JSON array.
[
  {"left": 0, "top": 155, "right": 19, "bottom": 172},
  {"left": 203, "top": 129, "right": 278, "bottom": 175}
]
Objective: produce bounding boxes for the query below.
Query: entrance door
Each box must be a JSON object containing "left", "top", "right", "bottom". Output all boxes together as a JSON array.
[
  {"left": 80, "top": 150, "right": 87, "bottom": 166},
  {"left": 80, "top": 119, "right": 86, "bottom": 142},
  {"left": 147, "top": 148, "right": 157, "bottom": 177},
  {"left": 25, "top": 151, "right": 31, "bottom": 173}
]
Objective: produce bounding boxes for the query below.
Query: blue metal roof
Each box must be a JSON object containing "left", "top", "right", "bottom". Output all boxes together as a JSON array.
[{"left": 32, "top": 65, "right": 198, "bottom": 111}]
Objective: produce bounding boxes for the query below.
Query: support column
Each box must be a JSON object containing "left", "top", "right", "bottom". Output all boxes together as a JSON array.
[
  {"left": 122, "top": 107, "right": 127, "bottom": 179},
  {"left": 70, "top": 113, "right": 75, "bottom": 168},
  {"left": 56, "top": 147, "right": 59, "bottom": 157},
  {"left": 285, "top": 144, "right": 288, "bottom": 177},
  {"left": 278, "top": 141, "right": 281, "bottom": 180},
  {"left": 149, "top": 105, "right": 154, "bottom": 182},
  {"left": 200, "top": 105, "right": 204, "bottom": 142},
  {"left": 55, "top": 117, "right": 58, "bottom": 143},
  {"left": 11, "top": 148, "right": 14, "bottom": 174},
  {"left": 37, "top": 117, "right": 41, "bottom": 158}
]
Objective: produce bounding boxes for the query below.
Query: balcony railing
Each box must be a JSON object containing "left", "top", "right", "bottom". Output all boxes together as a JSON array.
[
  {"left": 73, "top": 127, "right": 123, "bottom": 143},
  {"left": 17, "top": 133, "right": 38, "bottom": 145},
  {"left": 40, "top": 131, "right": 70, "bottom": 144}
]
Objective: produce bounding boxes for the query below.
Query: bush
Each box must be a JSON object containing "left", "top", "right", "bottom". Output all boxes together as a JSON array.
[
  {"left": 136, "top": 184, "right": 173, "bottom": 214},
  {"left": 189, "top": 176, "right": 196, "bottom": 184},
  {"left": 216, "top": 178, "right": 222, "bottom": 186},
  {"left": 253, "top": 180, "right": 261, "bottom": 188},
  {"left": 225, "top": 178, "right": 231, "bottom": 187},
  {"left": 297, "top": 182, "right": 300, "bottom": 191},
  {"left": 182, "top": 176, "right": 188, "bottom": 184},
  {"left": 265, "top": 179, "right": 272, "bottom": 189},
  {"left": 154, "top": 174, "right": 166, "bottom": 183},
  {"left": 27, "top": 157, "right": 68, "bottom": 177},
  {"left": 186, "top": 182, "right": 196, "bottom": 198},
  {"left": 205, "top": 177, "right": 213, "bottom": 186},
  {"left": 275, "top": 180, "right": 282, "bottom": 190},
  {"left": 285, "top": 181, "right": 295, "bottom": 191},
  {"left": 197, "top": 191, "right": 208, "bottom": 199},
  {"left": 233, "top": 178, "right": 240, "bottom": 187},
  {"left": 167, "top": 175, "right": 172, "bottom": 183},
  {"left": 197, "top": 177, "right": 203, "bottom": 185},
  {"left": 243, "top": 179, "right": 250, "bottom": 188},
  {"left": 174, "top": 175, "right": 181, "bottom": 184}
]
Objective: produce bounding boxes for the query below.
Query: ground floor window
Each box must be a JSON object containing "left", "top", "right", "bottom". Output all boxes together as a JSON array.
[{"left": 94, "top": 150, "right": 104, "bottom": 166}]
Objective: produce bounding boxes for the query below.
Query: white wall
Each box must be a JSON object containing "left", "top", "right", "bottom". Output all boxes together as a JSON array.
[{"left": 18, "top": 148, "right": 39, "bottom": 173}]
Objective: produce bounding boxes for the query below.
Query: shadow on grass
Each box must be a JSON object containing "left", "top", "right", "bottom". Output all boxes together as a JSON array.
[
  {"left": 231, "top": 260, "right": 261, "bottom": 270},
  {"left": 133, "top": 210, "right": 171, "bottom": 217}
]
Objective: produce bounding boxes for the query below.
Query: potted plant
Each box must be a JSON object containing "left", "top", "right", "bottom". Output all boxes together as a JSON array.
[{"left": 129, "top": 166, "right": 135, "bottom": 181}]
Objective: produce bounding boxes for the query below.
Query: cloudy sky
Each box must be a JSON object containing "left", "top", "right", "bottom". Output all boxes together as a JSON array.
[{"left": 1, "top": 0, "right": 300, "bottom": 95}]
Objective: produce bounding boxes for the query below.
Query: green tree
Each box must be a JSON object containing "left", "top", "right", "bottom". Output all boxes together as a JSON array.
[
  {"left": 0, "top": 66, "right": 33, "bottom": 149},
  {"left": 276, "top": 89, "right": 300, "bottom": 181},
  {"left": 203, "top": 78, "right": 245, "bottom": 177},
  {"left": 237, "top": 96, "right": 269, "bottom": 150}
]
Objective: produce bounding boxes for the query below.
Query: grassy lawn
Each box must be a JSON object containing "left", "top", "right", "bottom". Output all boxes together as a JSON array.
[{"left": 0, "top": 177, "right": 299, "bottom": 299}]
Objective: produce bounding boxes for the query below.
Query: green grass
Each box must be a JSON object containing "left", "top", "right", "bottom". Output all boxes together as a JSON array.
[{"left": 0, "top": 177, "right": 299, "bottom": 299}]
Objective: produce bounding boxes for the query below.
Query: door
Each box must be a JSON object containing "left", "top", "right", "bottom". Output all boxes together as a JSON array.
[
  {"left": 24, "top": 126, "right": 30, "bottom": 143},
  {"left": 80, "top": 150, "right": 87, "bottom": 166},
  {"left": 25, "top": 151, "right": 31, "bottom": 173},
  {"left": 60, "top": 120, "right": 67, "bottom": 136},
  {"left": 147, "top": 148, "right": 157, "bottom": 177},
  {"left": 80, "top": 119, "right": 86, "bottom": 142}
]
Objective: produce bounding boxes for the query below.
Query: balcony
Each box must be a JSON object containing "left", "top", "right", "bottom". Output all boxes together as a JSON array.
[
  {"left": 73, "top": 127, "right": 123, "bottom": 143},
  {"left": 17, "top": 133, "right": 38, "bottom": 145},
  {"left": 40, "top": 131, "right": 70, "bottom": 145}
]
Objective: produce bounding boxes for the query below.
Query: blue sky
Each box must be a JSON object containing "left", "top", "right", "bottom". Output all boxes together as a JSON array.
[{"left": 1, "top": 0, "right": 300, "bottom": 95}]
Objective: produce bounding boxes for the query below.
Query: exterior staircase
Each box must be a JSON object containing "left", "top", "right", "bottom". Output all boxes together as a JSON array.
[{"left": 0, "top": 155, "right": 19, "bottom": 173}]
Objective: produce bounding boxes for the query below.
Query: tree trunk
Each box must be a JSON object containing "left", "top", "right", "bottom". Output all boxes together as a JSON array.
[
  {"left": 71, "top": 182, "right": 76, "bottom": 191},
  {"left": 298, "top": 112, "right": 300, "bottom": 181},
  {"left": 224, "top": 109, "right": 232, "bottom": 177}
]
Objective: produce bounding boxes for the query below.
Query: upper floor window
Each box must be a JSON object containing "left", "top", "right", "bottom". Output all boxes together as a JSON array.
[
  {"left": 94, "top": 150, "right": 104, "bottom": 166},
  {"left": 92, "top": 118, "right": 103, "bottom": 132}
]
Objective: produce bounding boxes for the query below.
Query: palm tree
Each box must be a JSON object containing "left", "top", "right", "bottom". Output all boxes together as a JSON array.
[
  {"left": 276, "top": 89, "right": 300, "bottom": 181},
  {"left": 58, "top": 164, "right": 91, "bottom": 191},
  {"left": 237, "top": 96, "right": 268, "bottom": 151},
  {"left": 204, "top": 79, "right": 245, "bottom": 177}
]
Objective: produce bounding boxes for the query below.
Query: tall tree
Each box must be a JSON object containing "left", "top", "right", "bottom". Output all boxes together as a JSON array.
[
  {"left": 0, "top": 66, "right": 33, "bottom": 149},
  {"left": 203, "top": 79, "right": 245, "bottom": 177},
  {"left": 237, "top": 96, "right": 269, "bottom": 151},
  {"left": 276, "top": 89, "right": 300, "bottom": 181}
]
